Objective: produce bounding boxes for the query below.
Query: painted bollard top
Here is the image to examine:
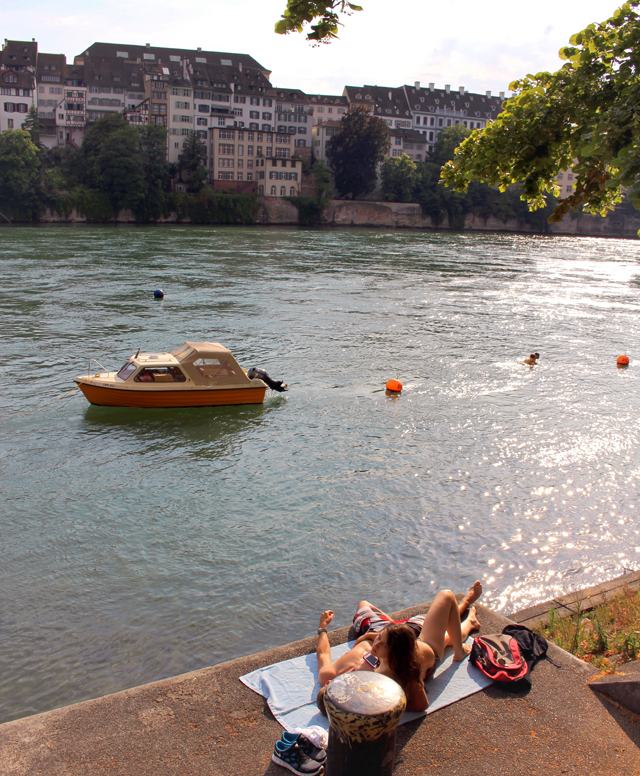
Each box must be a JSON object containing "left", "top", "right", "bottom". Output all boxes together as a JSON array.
[{"left": 324, "top": 671, "right": 406, "bottom": 743}]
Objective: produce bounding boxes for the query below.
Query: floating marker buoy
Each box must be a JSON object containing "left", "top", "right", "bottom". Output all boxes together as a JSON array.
[
  {"left": 154, "top": 288, "right": 164, "bottom": 299},
  {"left": 386, "top": 379, "right": 402, "bottom": 392},
  {"left": 617, "top": 355, "right": 629, "bottom": 366}
]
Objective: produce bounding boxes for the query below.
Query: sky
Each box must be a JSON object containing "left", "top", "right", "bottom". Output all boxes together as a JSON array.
[{"left": 2, "top": 0, "right": 623, "bottom": 96}]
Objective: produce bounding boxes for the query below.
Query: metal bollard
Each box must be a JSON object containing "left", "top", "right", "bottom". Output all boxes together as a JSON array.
[{"left": 324, "top": 671, "right": 407, "bottom": 776}]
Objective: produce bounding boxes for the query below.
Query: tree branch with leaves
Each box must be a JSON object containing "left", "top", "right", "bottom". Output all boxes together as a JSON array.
[
  {"left": 275, "top": 0, "right": 362, "bottom": 43},
  {"left": 441, "top": 0, "right": 640, "bottom": 224}
]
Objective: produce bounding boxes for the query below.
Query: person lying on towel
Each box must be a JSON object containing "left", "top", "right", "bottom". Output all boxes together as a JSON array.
[{"left": 315, "top": 582, "right": 482, "bottom": 713}]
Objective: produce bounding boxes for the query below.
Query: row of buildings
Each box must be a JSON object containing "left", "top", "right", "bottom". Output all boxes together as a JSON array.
[{"left": 1, "top": 38, "right": 522, "bottom": 197}]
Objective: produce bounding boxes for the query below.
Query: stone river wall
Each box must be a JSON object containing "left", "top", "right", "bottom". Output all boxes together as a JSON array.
[{"left": 34, "top": 197, "right": 640, "bottom": 238}]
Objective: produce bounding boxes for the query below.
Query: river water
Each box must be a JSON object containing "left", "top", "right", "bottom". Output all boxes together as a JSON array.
[{"left": 1, "top": 225, "right": 639, "bottom": 723}]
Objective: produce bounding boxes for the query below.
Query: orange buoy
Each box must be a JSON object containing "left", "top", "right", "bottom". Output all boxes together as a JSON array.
[
  {"left": 386, "top": 379, "right": 402, "bottom": 392},
  {"left": 617, "top": 355, "right": 630, "bottom": 366}
]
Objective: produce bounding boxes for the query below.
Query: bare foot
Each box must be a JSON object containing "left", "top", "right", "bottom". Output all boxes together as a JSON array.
[
  {"left": 459, "top": 581, "right": 482, "bottom": 615},
  {"left": 453, "top": 643, "right": 472, "bottom": 661}
]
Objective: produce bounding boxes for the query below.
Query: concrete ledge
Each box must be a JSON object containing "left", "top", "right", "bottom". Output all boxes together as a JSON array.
[
  {"left": 510, "top": 570, "right": 640, "bottom": 630},
  {"left": 2, "top": 598, "right": 640, "bottom": 775}
]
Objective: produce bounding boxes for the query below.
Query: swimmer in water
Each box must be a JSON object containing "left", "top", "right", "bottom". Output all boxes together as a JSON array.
[{"left": 523, "top": 352, "right": 539, "bottom": 366}]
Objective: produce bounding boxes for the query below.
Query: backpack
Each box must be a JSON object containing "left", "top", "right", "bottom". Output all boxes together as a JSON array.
[{"left": 470, "top": 624, "right": 548, "bottom": 692}]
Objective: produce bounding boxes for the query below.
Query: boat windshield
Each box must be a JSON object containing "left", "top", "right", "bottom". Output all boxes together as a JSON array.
[{"left": 116, "top": 362, "right": 137, "bottom": 381}]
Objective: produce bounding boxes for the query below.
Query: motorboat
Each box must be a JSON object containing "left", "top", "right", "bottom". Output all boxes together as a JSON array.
[{"left": 75, "top": 342, "right": 268, "bottom": 408}]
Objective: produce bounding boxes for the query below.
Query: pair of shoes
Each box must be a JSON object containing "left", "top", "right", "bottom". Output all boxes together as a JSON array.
[
  {"left": 272, "top": 739, "right": 324, "bottom": 775},
  {"left": 282, "top": 732, "right": 326, "bottom": 764}
]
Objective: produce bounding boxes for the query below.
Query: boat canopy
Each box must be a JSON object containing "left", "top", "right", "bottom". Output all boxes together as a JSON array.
[{"left": 170, "top": 342, "right": 253, "bottom": 387}]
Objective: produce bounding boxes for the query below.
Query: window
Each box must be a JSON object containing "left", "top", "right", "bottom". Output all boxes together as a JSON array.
[
  {"left": 447, "top": 119, "right": 452, "bottom": 126},
  {"left": 234, "top": 96, "right": 246, "bottom": 104},
  {"left": 175, "top": 101, "right": 190, "bottom": 109},
  {"left": 117, "top": 51, "right": 128, "bottom": 58},
  {"left": 280, "top": 186, "right": 286, "bottom": 196},
  {"left": 219, "top": 143, "right": 234, "bottom": 154},
  {"left": 219, "top": 158, "right": 234, "bottom": 167},
  {"left": 250, "top": 97, "right": 260, "bottom": 105},
  {"left": 275, "top": 148, "right": 290, "bottom": 158},
  {"left": 295, "top": 138, "right": 306, "bottom": 147},
  {"left": 170, "top": 55, "right": 181, "bottom": 62},
  {"left": 134, "top": 366, "right": 185, "bottom": 383},
  {"left": 198, "top": 104, "right": 210, "bottom": 113},
  {"left": 218, "top": 118, "right": 226, "bottom": 126},
  {"left": 237, "top": 159, "right": 243, "bottom": 168},
  {"left": 271, "top": 185, "right": 276, "bottom": 195},
  {"left": 249, "top": 110, "right": 259, "bottom": 119},
  {"left": 392, "top": 149, "right": 402, "bottom": 156},
  {"left": 394, "top": 137, "right": 401, "bottom": 145},
  {"left": 430, "top": 117, "right": 435, "bottom": 126},
  {"left": 290, "top": 187, "right": 295, "bottom": 196},
  {"left": 275, "top": 134, "right": 289, "bottom": 144},
  {"left": 173, "top": 115, "right": 192, "bottom": 123},
  {"left": 40, "top": 75, "right": 60, "bottom": 82},
  {"left": 247, "top": 173, "right": 253, "bottom": 181},
  {"left": 233, "top": 108, "right": 243, "bottom": 116},
  {"left": 238, "top": 144, "right": 244, "bottom": 155},
  {"left": 262, "top": 112, "right": 272, "bottom": 120},
  {"left": 438, "top": 118, "right": 443, "bottom": 127},
  {"left": 171, "top": 88, "right": 179, "bottom": 95},
  {"left": 152, "top": 92, "right": 166, "bottom": 100},
  {"left": 297, "top": 127, "right": 306, "bottom": 134},
  {"left": 429, "top": 131, "right": 434, "bottom": 141},
  {"left": 143, "top": 53, "right": 155, "bottom": 61},
  {"left": 195, "top": 58, "right": 207, "bottom": 64},
  {"left": 196, "top": 117, "right": 208, "bottom": 125},
  {"left": 263, "top": 98, "right": 272, "bottom": 107},
  {"left": 237, "top": 172, "right": 243, "bottom": 181},
  {"left": 219, "top": 130, "right": 234, "bottom": 139},
  {"left": 7, "top": 118, "right": 13, "bottom": 128}
]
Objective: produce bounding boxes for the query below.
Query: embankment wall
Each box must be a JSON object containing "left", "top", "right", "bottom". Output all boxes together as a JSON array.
[{"left": 34, "top": 198, "right": 640, "bottom": 238}]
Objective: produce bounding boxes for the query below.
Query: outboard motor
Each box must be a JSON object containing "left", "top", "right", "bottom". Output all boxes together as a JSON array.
[{"left": 247, "top": 367, "right": 288, "bottom": 392}]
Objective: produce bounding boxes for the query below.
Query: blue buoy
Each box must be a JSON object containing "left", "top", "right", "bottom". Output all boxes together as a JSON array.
[{"left": 154, "top": 288, "right": 164, "bottom": 299}]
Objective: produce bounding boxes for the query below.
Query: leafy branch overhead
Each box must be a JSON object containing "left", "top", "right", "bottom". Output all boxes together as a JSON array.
[
  {"left": 275, "top": 0, "right": 362, "bottom": 43},
  {"left": 441, "top": 0, "right": 640, "bottom": 223}
]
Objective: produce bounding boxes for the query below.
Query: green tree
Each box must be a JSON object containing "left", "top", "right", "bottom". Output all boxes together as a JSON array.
[
  {"left": 326, "top": 108, "right": 390, "bottom": 199},
  {"left": 178, "top": 131, "right": 208, "bottom": 192},
  {"left": 96, "top": 127, "right": 146, "bottom": 212},
  {"left": 442, "top": 0, "right": 640, "bottom": 225},
  {"left": 275, "top": 0, "right": 362, "bottom": 43},
  {"left": 79, "top": 113, "right": 131, "bottom": 188},
  {"left": 431, "top": 125, "right": 471, "bottom": 167},
  {"left": 312, "top": 158, "right": 332, "bottom": 203},
  {"left": 0, "top": 130, "right": 41, "bottom": 212},
  {"left": 22, "top": 105, "right": 42, "bottom": 147},
  {"left": 381, "top": 154, "right": 418, "bottom": 202},
  {"left": 138, "top": 124, "right": 171, "bottom": 220}
]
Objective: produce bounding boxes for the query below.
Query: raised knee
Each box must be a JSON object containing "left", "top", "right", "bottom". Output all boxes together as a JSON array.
[
  {"left": 439, "top": 589, "right": 456, "bottom": 603},
  {"left": 357, "top": 600, "right": 372, "bottom": 611}
]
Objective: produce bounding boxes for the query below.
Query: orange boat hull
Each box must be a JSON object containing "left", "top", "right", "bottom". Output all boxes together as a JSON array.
[{"left": 77, "top": 382, "right": 266, "bottom": 408}]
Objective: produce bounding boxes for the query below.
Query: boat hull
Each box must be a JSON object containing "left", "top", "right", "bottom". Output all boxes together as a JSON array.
[{"left": 76, "top": 382, "right": 267, "bottom": 408}]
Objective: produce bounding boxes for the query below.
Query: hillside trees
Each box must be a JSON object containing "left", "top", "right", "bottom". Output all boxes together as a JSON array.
[
  {"left": 178, "top": 131, "right": 208, "bottom": 192},
  {"left": 0, "top": 130, "right": 41, "bottom": 216},
  {"left": 326, "top": 108, "right": 390, "bottom": 199},
  {"left": 442, "top": 0, "right": 640, "bottom": 224}
]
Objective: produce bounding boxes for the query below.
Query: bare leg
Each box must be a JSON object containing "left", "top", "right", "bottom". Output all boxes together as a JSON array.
[
  {"left": 418, "top": 590, "right": 469, "bottom": 662},
  {"left": 356, "top": 600, "right": 393, "bottom": 620},
  {"left": 459, "top": 581, "right": 482, "bottom": 617},
  {"left": 445, "top": 605, "right": 480, "bottom": 648}
]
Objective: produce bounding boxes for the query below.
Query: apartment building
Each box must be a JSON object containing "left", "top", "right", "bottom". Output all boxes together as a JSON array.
[
  {"left": 389, "top": 128, "right": 427, "bottom": 161},
  {"left": 0, "top": 39, "right": 36, "bottom": 134},
  {"left": 311, "top": 119, "right": 341, "bottom": 162},
  {"left": 403, "top": 82, "right": 504, "bottom": 153},
  {"left": 307, "top": 94, "right": 347, "bottom": 126},
  {"left": 209, "top": 124, "right": 301, "bottom": 196}
]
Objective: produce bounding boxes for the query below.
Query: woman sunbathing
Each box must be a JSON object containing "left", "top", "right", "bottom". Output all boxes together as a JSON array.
[{"left": 316, "top": 582, "right": 482, "bottom": 713}]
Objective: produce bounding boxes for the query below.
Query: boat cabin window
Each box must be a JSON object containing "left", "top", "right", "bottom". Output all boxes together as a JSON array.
[
  {"left": 116, "top": 362, "right": 137, "bottom": 381},
  {"left": 134, "top": 366, "right": 187, "bottom": 383},
  {"left": 193, "top": 357, "right": 237, "bottom": 378},
  {"left": 172, "top": 344, "right": 194, "bottom": 358}
]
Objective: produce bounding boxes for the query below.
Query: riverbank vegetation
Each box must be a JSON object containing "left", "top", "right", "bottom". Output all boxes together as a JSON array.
[
  {"left": 535, "top": 584, "right": 640, "bottom": 671},
  {"left": 0, "top": 116, "right": 258, "bottom": 224}
]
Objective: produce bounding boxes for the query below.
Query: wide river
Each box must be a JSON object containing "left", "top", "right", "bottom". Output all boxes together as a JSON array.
[{"left": 1, "top": 225, "right": 639, "bottom": 723}]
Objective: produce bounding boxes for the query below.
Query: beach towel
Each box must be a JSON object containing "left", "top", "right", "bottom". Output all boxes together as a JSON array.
[{"left": 240, "top": 640, "right": 493, "bottom": 732}]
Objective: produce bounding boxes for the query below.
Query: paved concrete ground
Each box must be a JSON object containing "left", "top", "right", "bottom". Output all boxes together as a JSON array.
[{"left": 1, "top": 599, "right": 639, "bottom": 776}]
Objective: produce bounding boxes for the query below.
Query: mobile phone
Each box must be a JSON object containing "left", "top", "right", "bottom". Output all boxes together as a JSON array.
[{"left": 363, "top": 652, "right": 378, "bottom": 668}]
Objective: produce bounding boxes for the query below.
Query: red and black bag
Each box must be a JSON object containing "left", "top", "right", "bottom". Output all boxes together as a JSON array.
[{"left": 470, "top": 624, "right": 548, "bottom": 691}]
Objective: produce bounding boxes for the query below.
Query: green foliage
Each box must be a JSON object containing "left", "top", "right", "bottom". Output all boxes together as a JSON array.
[
  {"left": 96, "top": 127, "right": 146, "bottom": 213},
  {"left": 176, "top": 187, "right": 258, "bottom": 224},
  {"left": 442, "top": 0, "right": 640, "bottom": 226},
  {"left": 178, "top": 131, "right": 208, "bottom": 193},
  {"left": 431, "top": 125, "right": 472, "bottom": 167},
  {"left": 22, "top": 105, "right": 42, "bottom": 147},
  {"left": 275, "top": 0, "right": 362, "bottom": 43},
  {"left": 0, "top": 129, "right": 42, "bottom": 219},
  {"left": 381, "top": 154, "right": 418, "bottom": 202},
  {"left": 137, "top": 124, "right": 172, "bottom": 222},
  {"left": 285, "top": 158, "right": 334, "bottom": 225},
  {"left": 327, "top": 108, "right": 390, "bottom": 199}
]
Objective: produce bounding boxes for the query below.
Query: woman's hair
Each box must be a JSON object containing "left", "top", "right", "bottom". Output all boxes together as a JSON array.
[{"left": 385, "top": 624, "right": 421, "bottom": 689}]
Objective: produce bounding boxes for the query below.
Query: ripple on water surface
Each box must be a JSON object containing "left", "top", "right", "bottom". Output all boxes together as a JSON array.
[{"left": 1, "top": 227, "right": 639, "bottom": 722}]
